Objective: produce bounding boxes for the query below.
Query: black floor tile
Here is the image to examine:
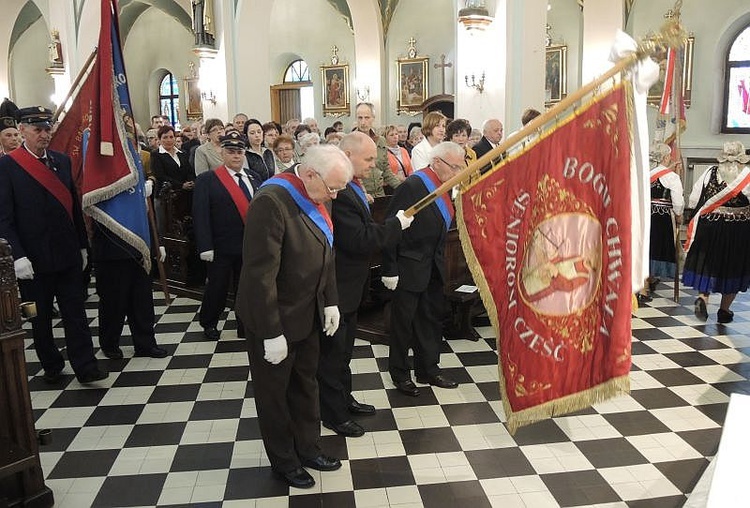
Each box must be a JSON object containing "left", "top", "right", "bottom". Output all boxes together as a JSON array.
[
  {"left": 465, "top": 448, "right": 536, "bottom": 478},
  {"left": 648, "top": 368, "right": 705, "bottom": 387},
  {"left": 86, "top": 404, "right": 144, "bottom": 426},
  {"left": 124, "top": 422, "right": 186, "bottom": 447},
  {"left": 714, "top": 380, "right": 750, "bottom": 396},
  {"left": 235, "top": 417, "right": 262, "bottom": 441},
  {"left": 442, "top": 402, "right": 500, "bottom": 426},
  {"left": 189, "top": 399, "right": 244, "bottom": 420},
  {"left": 631, "top": 342, "right": 658, "bottom": 355},
  {"left": 400, "top": 427, "right": 461, "bottom": 454},
  {"left": 632, "top": 328, "right": 672, "bottom": 341},
  {"left": 48, "top": 449, "right": 120, "bottom": 478},
  {"left": 351, "top": 344, "right": 376, "bottom": 359},
  {"left": 319, "top": 433, "right": 349, "bottom": 461},
  {"left": 642, "top": 316, "right": 688, "bottom": 328},
  {"left": 214, "top": 340, "right": 248, "bottom": 354},
  {"left": 676, "top": 428, "right": 722, "bottom": 456},
  {"left": 542, "top": 470, "right": 621, "bottom": 506},
  {"left": 289, "top": 492, "right": 357, "bottom": 507},
  {"left": 148, "top": 384, "right": 201, "bottom": 403},
  {"left": 169, "top": 442, "right": 234, "bottom": 472},
  {"left": 654, "top": 458, "right": 709, "bottom": 493},
  {"left": 224, "top": 467, "right": 289, "bottom": 499},
  {"left": 678, "top": 337, "right": 729, "bottom": 350},
  {"left": 352, "top": 372, "right": 385, "bottom": 391},
  {"left": 602, "top": 411, "right": 671, "bottom": 436},
  {"left": 627, "top": 496, "right": 687, "bottom": 508},
  {"left": 112, "top": 370, "right": 164, "bottom": 387},
  {"left": 36, "top": 427, "right": 80, "bottom": 452},
  {"left": 575, "top": 438, "right": 649, "bottom": 468},
  {"left": 664, "top": 352, "right": 718, "bottom": 367},
  {"left": 695, "top": 403, "right": 728, "bottom": 426},
  {"left": 350, "top": 456, "right": 415, "bottom": 489},
  {"left": 50, "top": 388, "right": 108, "bottom": 408},
  {"left": 203, "top": 366, "right": 249, "bottom": 382},
  {"left": 418, "top": 480, "right": 493, "bottom": 508},
  {"left": 456, "top": 351, "right": 499, "bottom": 366},
  {"left": 167, "top": 354, "right": 213, "bottom": 369},
  {"left": 350, "top": 408, "right": 396, "bottom": 432},
  {"left": 386, "top": 387, "right": 440, "bottom": 408},
  {"left": 476, "top": 381, "right": 501, "bottom": 401},
  {"left": 92, "top": 473, "right": 167, "bottom": 507},
  {"left": 154, "top": 322, "right": 191, "bottom": 333},
  {"left": 630, "top": 388, "right": 690, "bottom": 410},
  {"left": 511, "top": 418, "right": 569, "bottom": 445}
]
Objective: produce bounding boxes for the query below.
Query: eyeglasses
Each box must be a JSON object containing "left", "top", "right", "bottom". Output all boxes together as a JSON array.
[
  {"left": 314, "top": 171, "right": 347, "bottom": 194},
  {"left": 275, "top": 147, "right": 294, "bottom": 152},
  {"left": 438, "top": 157, "right": 465, "bottom": 172}
]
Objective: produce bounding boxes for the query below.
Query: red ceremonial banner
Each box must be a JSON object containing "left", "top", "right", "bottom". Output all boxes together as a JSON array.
[{"left": 458, "top": 84, "right": 633, "bottom": 432}]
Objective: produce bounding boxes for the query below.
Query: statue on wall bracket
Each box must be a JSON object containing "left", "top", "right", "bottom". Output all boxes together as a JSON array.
[{"left": 192, "top": 0, "right": 216, "bottom": 48}]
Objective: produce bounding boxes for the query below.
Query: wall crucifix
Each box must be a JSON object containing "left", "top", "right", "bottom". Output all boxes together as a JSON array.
[{"left": 433, "top": 54, "right": 452, "bottom": 94}]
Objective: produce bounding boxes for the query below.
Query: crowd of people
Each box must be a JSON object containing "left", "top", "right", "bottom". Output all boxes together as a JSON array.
[{"left": 2, "top": 95, "right": 749, "bottom": 489}]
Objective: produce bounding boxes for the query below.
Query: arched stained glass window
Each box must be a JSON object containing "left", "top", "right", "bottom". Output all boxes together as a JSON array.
[
  {"left": 159, "top": 73, "right": 180, "bottom": 128},
  {"left": 723, "top": 25, "right": 750, "bottom": 133}
]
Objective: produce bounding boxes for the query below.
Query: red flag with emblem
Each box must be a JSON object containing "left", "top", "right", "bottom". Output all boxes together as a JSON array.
[{"left": 457, "top": 85, "right": 633, "bottom": 432}]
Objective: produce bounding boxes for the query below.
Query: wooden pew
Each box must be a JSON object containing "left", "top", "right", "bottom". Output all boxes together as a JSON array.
[
  {"left": 0, "top": 239, "right": 54, "bottom": 507},
  {"left": 357, "top": 196, "right": 483, "bottom": 343},
  {"left": 159, "top": 184, "right": 204, "bottom": 297}
]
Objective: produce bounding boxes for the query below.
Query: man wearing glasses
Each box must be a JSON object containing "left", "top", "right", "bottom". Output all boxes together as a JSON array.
[
  {"left": 381, "top": 142, "right": 466, "bottom": 396},
  {"left": 235, "top": 144, "right": 352, "bottom": 489}
]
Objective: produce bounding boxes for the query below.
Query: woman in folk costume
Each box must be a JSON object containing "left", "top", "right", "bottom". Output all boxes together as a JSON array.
[
  {"left": 683, "top": 141, "right": 750, "bottom": 323},
  {"left": 642, "top": 143, "right": 684, "bottom": 301}
]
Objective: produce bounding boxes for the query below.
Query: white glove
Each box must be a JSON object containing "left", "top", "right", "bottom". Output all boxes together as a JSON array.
[
  {"left": 144, "top": 179, "right": 154, "bottom": 198},
  {"left": 200, "top": 250, "right": 214, "bottom": 262},
  {"left": 395, "top": 210, "right": 414, "bottom": 230},
  {"left": 323, "top": 305, "right": 340, "bottom": 336},
  {"left": 81, "top": 249, "right": 88, "bottom": 270},
  {"left": 263, "top": 335, "right": 288, "bottom": 364},
  {"left": 14, "top": 257, "right": 34, "bottom": 280},
  {"left": 381, "top": 276, "right": 399, "bottom": 291},
  {"left": 159, "top": 246, "right": 166, "bottom": 263}
]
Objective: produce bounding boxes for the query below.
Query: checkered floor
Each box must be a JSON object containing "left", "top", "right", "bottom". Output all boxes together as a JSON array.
[{"left": 23, "top": 281, "right": 750, "bottom": 507}]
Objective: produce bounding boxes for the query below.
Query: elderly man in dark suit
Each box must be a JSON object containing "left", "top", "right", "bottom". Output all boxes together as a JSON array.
[
  {"left": 317, "top": 132, "right": 413, "bottom": 438},
  {"left": 193, "top": 131, "right": 261, "bottom": 339},
  {"left": 473, "top": 118, "right": 505, "bottom": 174},
  {"left": 381, "top": 141, "right": 465, "bottom": 397},
  {"left": 235, "top": 144, "right": 352, "bottom": 489},
  {"left": 0, "top": 107, "right": 107, "bottom": 384}
]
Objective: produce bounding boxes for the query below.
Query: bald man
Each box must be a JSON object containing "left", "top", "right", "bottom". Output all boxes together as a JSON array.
[{"left": 473, "top": 118, "right": 505, "bottom": 173}]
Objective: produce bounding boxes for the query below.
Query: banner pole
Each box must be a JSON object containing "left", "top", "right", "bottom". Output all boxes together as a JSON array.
[
  {"left": 404, "top": 28, "right": 685, "bottom": 218},
  {"left": 146, "top": 196, "right": 172, "bottom": 306},
  {"left": 51, "top": 47, "right": 98, "bottom": 124}
]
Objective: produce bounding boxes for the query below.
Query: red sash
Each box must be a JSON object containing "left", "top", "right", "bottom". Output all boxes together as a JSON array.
[
  {"left": 214, "top": 166, "right": 250, "bottom": 223},
  {"left": 684, "top": 167, "right": 750, "bottom": 252},
  {"left": 8, "top": 147, "right": 73, "bottom": 221},
  {"left": 649, "top": 166, "right": 672, "bottom": 184},
  {"left": 423, "top": 167, "right": 455, "bottom": 223}
]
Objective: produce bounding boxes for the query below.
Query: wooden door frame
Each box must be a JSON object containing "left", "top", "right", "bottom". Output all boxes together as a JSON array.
[{"left": 270, "top": 81, "right": 312, "bottom": 124}]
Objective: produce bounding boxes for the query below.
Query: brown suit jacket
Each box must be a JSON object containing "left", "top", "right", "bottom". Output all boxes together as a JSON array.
[{"left": 235, "top": 182, "right": 337, "bottom": 342}]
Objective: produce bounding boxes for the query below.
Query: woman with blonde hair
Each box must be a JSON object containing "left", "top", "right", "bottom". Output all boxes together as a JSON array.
[
  {"left": 409, "top": 111, "right": 447, "bottom": 170},
  {"left": 383, "top": 124, "right": 413, "bottom": 181}
]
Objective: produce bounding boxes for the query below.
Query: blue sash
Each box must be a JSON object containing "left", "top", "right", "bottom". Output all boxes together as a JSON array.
[
  {"left": 261, "top": 177, "right": 334, "bottom": 247},
  {"left": 349, "top": 181, "right": 370, "bottom": 210},
  {"left": 414, "top": 170, "right": 451, "bottom": 230}
]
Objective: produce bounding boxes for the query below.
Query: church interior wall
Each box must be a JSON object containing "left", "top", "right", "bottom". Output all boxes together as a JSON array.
[
  {"left": 9, "top": 17, "right": 54, "bottom": 110},
  {"left": 547, "top": 0, "right": 582, "bottom": 98},
  {"left": 628, "top": 0, "right": 750, "bottom": 154},
  {"left": 268, "top": 0, "right": 355, "bottom": 130},
  {"left": 122, "top": 6, "right": 197, "bottom": 129},
  {"left": 384, "top": 0, "right": 456, "bottom": 125}
]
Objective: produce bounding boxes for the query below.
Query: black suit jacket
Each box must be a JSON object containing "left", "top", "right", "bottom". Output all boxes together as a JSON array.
[
  {"left": 332, "top": 183, "right": 402, "bottom": 313},
  {"left": 235, "top": 183, "right": 337, "bottom": 342},
  {"left": 151, "top": 149, "right": 194, "bottom": 191},
  {"left": 472, "top": 136, "right": 493, "bottom": 159},
  {"left": 0, "top": 148, "right": 88, "bottom": 273},
  {"left": 192, "top": 168, "right": 260, "bottom": 257},
  {"left": 382, "top": 173, "right": 447, "bottom": 292}
]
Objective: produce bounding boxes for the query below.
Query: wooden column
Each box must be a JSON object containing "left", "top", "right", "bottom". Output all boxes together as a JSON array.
[{"left": 0, "top": 238, "right": 54, "bottom": 508}]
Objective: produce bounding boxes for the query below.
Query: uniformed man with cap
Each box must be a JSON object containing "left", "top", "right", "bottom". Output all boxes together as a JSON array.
[
  {"left": 0, "top": 106, "right": 107, "bottom": 384},
  {"left": 193, "top": 130, "right": 262, "bottom": 340},
  {"left": 0, "top": 98, "right": 21, "bottom": 156}
]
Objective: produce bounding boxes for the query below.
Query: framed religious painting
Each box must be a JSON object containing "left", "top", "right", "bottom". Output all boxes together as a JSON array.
[
  {"left": 184, "top": 77, "right": 203, "bottom": 120},
  {"left": 545, "top": 45, "right": 567, "bottom": 107},
  {"left": 647, "top": 35, "right": 694, "bottom": 108},
  {"left": 397, "top": 56, "right": 429, "bottom": 113},
  {"left": 321, "top": 64, "right": 350, "bottom": 116}
]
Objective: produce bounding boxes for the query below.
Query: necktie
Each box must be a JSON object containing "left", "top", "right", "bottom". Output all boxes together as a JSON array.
[
  {"left": 40, "top": 156, "right": 53, "bottom": 171},
  {"left": 235, "top": 172, "right": 253, "bottom": 201}
]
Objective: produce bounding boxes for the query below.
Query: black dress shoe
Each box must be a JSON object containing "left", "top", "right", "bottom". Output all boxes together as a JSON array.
[
  {"left": 301, "top": 454, "right": 341, "bottom": 471},
  {"left": 636, "top": 293, "right": 652, "bottom": 304},
  {"left": 101, "top": 347, "right": 123, "bottom": 359},
  {"left": 323, "top": 420, "right": 365, "bottom": 437},
  {"left": 77, "top": 368, "right": 109, "bottom": 384},
  {"left": 134, "top": 346, "right": 168, "bottom": 358},
  {"left": 394, "top": 379, "right": 420, "bottom": 397},
  {"left": 203, "top": 327, "right": 220, "bottom": 340},
  {"left": 417, "top": 374, "right": 458, "bottom": 389},
  {"left": 42, "top": 370, "right": 63, "bottom": 384},
  {"left": 718, "top": 308, "right": 734, "bottom": 324},
  {"left": 348, "top": 400, "right": 376, "bottom": 415},
  {"left": 694, "top": 298, "right": 708, "bottom": 321},
  {"left": 273, "top": 467, "right": 315, "bottom": 489}
]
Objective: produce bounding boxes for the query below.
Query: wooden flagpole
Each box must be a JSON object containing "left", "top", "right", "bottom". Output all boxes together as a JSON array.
[
  {"left": 404, "top": 28, "right": 685, "bottom": 219},
  {"left": 50, "top": 47, "right": 98, "bottom": 124},
  {"left": 146, "top": 196, "right": 172, "bottom": 305}
]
